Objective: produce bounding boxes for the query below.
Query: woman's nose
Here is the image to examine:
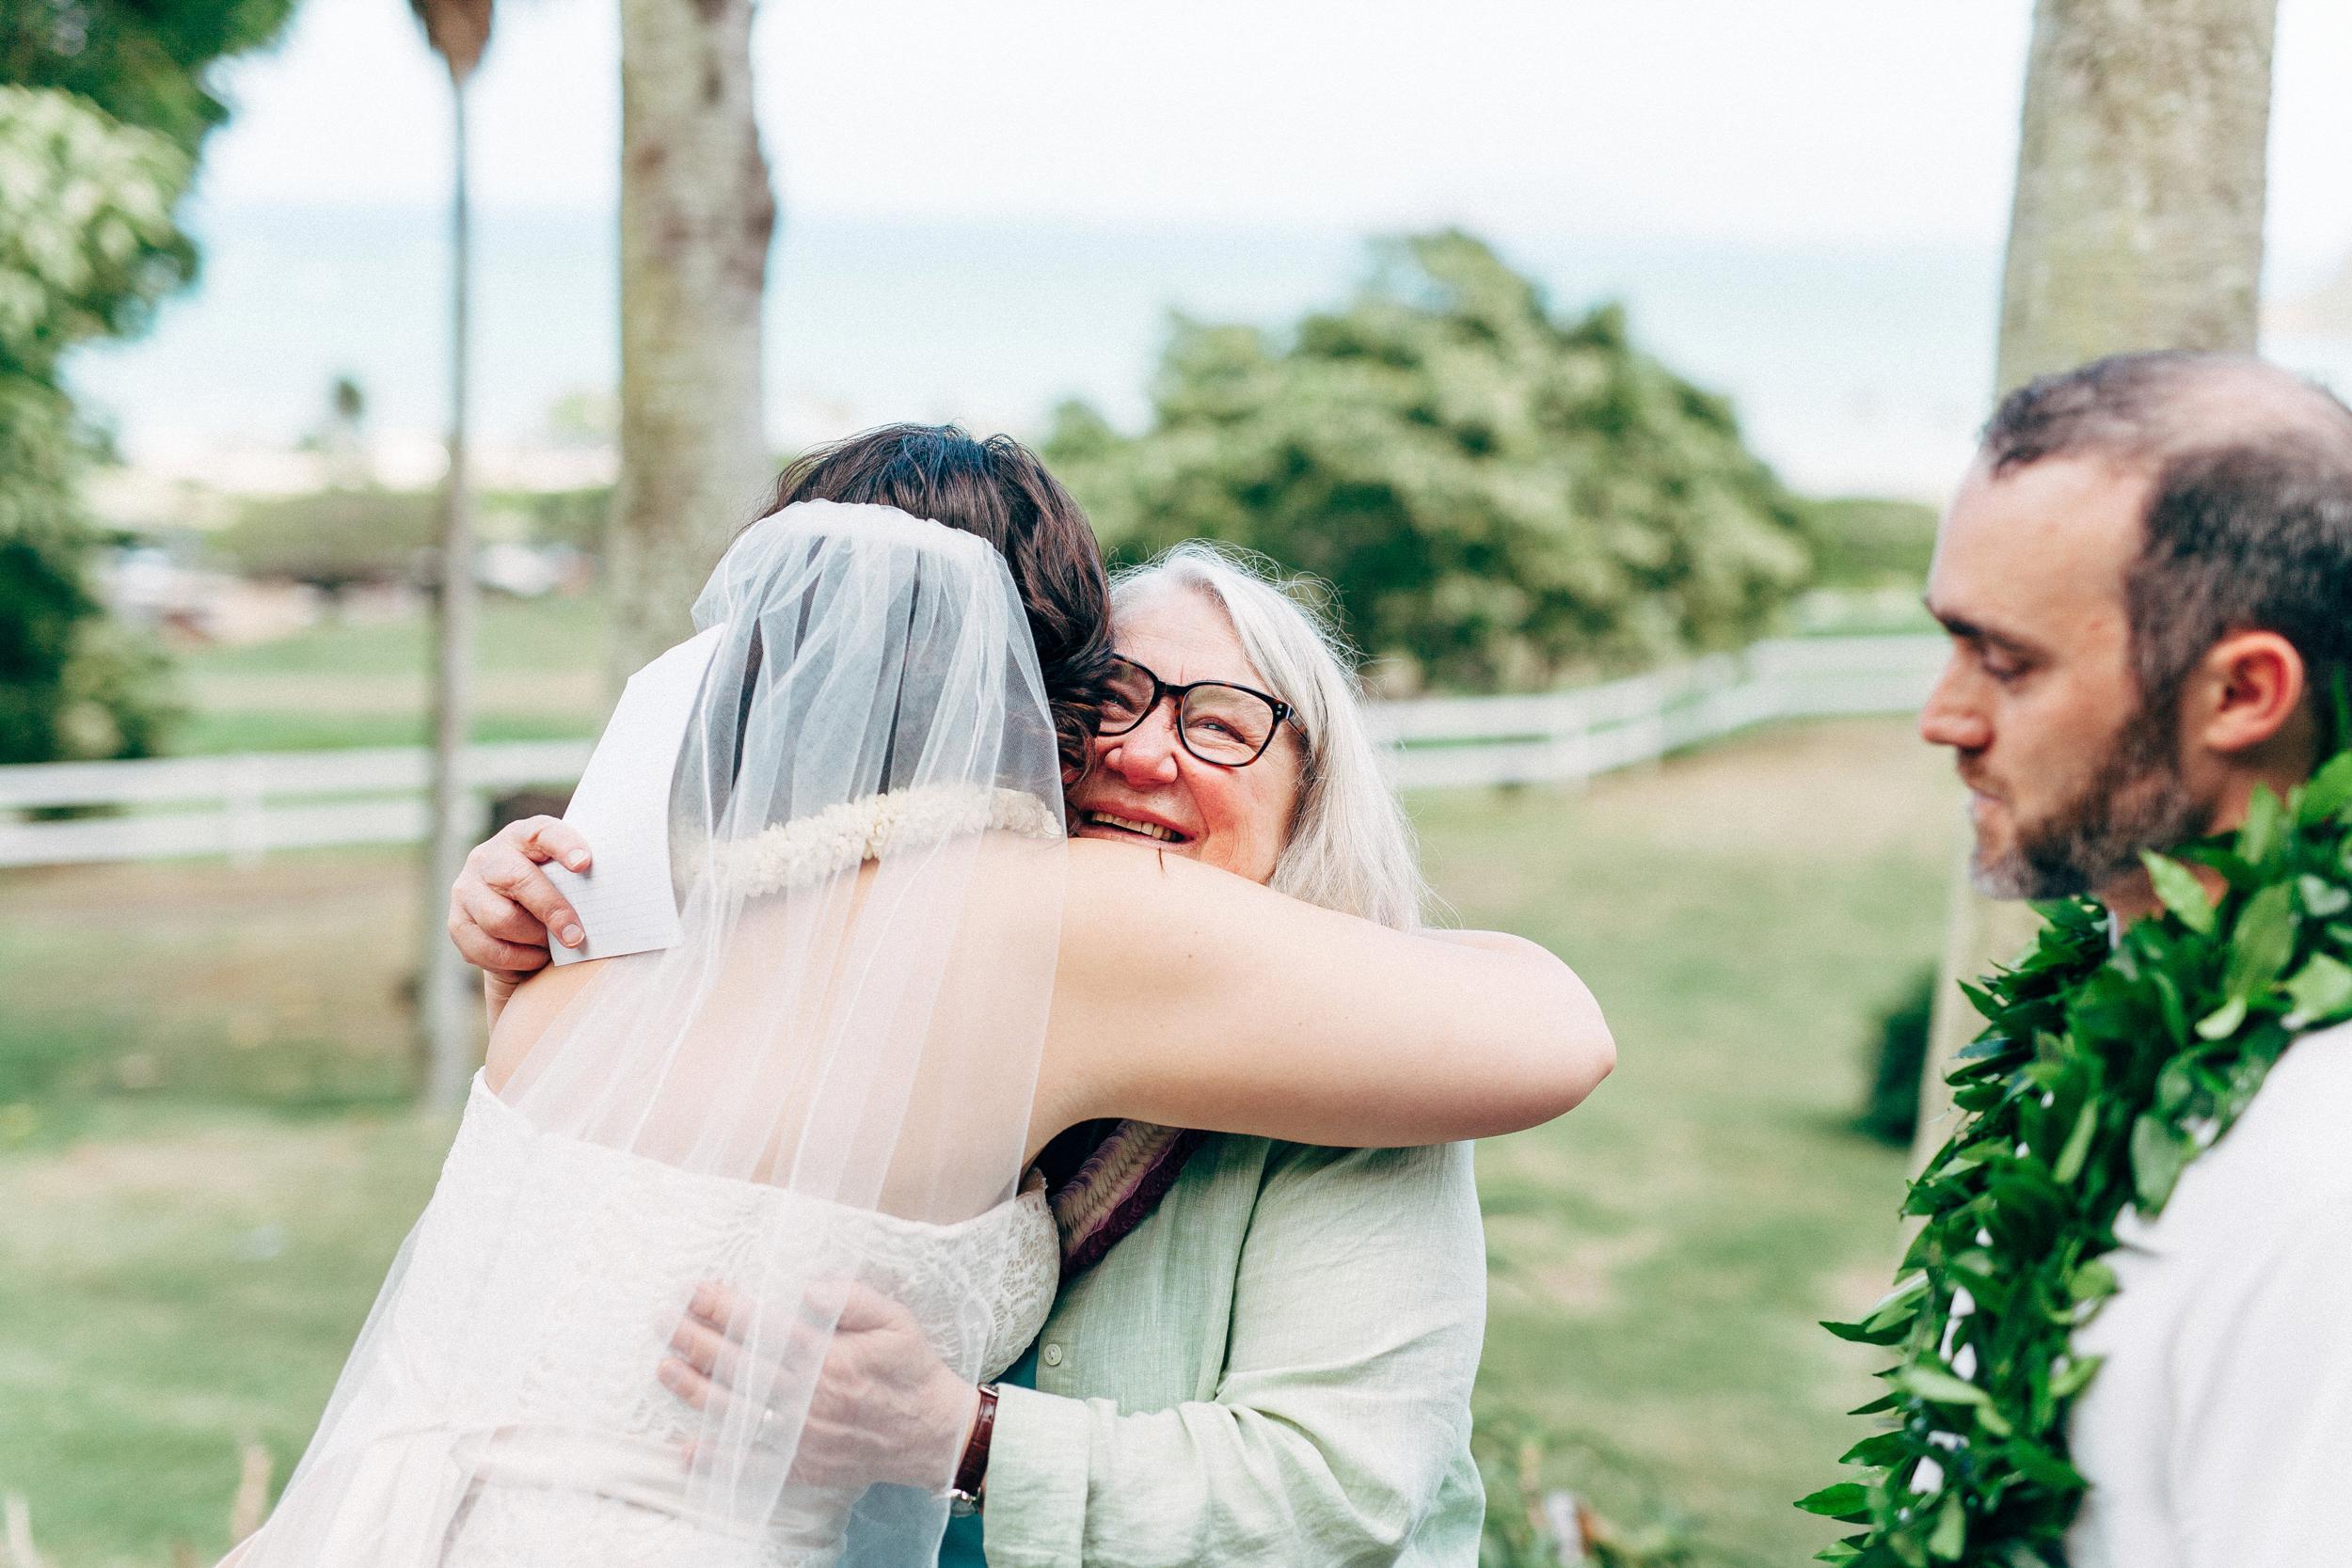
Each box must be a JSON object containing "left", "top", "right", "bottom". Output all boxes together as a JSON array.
[{"left": 1100, "top": 706, "right": 1184, "bottom": 784}]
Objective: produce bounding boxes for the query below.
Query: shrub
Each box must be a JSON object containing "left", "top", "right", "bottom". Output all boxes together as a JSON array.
[
  {"left": 1803, "top": 496, "right": 1940, "bottom": 589},
  {"left": 513, "top": 485, "right": 612, "bottom": 556},
  {"left": 1047, "top": 230, "right": 1815, "bottom": 692},
  {"left": 1855, "top": 966, "right": 1937, "bottom": 1147},
  {"left": 208, "top": 488, "right": 438, "bottom": 593}
]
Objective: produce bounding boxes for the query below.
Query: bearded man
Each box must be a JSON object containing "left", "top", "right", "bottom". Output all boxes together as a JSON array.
[{"left": 1819, "top": 350, "right": 2352, "bottom": 1568}]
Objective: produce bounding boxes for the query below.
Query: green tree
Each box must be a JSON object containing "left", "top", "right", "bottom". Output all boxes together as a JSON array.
[
  {"left": 0, "top": 87, "right": 190, "bottom": 763},
  {"left": 0, "top": 0, "right": 298, "bottom": 765},
  {"left": 3, "top": 0, "right": 298, "bottom": 151},
  {"left": 1047, "top": 230, "right": 1813, "bottom": 692}
]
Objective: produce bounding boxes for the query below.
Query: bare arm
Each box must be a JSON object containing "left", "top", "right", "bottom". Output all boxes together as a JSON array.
[
  {"left": 469, "top": 835, "right": 1612, "bottom": 1147},
  {"left": 1041, "top": 841, "right": 1612, "bottom": 1147}
]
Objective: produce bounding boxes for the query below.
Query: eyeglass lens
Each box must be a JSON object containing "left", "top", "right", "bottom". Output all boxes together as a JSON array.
[{"left": 1101, "top": 662, "right": 1279, "bottom": 764}]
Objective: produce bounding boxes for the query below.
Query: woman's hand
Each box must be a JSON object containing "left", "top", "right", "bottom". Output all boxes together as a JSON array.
[
  {"left": 660, "top": 1280, "right": 981, "bottom": 1491},
  {"left": 447, "top": 816, "right": 594, "bottom": 986}
]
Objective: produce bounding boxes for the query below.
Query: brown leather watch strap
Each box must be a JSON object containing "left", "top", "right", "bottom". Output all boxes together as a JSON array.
[{"left": 953, "top": 1384, "right": 1000, "bottom": 1503}]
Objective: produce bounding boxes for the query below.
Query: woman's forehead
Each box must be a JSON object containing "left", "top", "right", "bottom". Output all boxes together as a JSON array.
[{"left": 1113, "top": 586, "right": 1264, "bottom": 687}]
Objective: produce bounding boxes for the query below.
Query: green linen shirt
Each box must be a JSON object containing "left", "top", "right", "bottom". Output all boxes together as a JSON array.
[{"left": 978, "top": 1135, "right": 1487, "bottom": 1567}]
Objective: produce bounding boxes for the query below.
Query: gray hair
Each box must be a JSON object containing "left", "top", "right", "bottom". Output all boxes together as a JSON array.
[{"left": 1111, "top": 542, "right": 1427, "bottom": 930}]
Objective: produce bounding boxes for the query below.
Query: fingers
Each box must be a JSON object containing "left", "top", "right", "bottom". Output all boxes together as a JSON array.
[
  {"left": 448, "top": 882, "right": 554, "bottom": 975},
  {"left": 686, "top": 1278, "right": 863, "bottom": 1339},
  {"left": 485, "top": 856, "right": 583, "bottom": 950},
  {"left": 511, "top": 816, "right": 593, "bottom": 873},
  {"left": 687, "top": 1280, "right": 755, "bottom": 1335},
  {"left": 660, "top": 1355, "right": 721, "bottom": 1413},
  {"left": 668, "top": 1315, "right": 747, "bottom": 1390},
  {"left": 454, "top": 822, "right": 590, "bottom": 958},
  {"left": 830, "top": 1280, "right": 914, "bottom": 1334}
]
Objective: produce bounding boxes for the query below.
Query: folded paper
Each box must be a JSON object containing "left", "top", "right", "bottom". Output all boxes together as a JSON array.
[{"left": 546, "top": 623, "right": 727, "bottom": 964}]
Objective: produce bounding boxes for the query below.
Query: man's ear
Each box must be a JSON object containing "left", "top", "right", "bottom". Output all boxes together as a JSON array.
[{"left": 2188, "top": 630, "right": 2308, "bottom": 758}]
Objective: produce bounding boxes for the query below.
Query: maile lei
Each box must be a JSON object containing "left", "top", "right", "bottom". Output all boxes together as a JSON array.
[{"left": 1802, "top": 740, "right": 2352, "bottom": 1567}]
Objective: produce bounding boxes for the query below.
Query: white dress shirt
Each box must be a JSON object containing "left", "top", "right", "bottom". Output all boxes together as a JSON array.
[{"left": 2068, "top": 1021, "right": 2352, "bottom": 1567}]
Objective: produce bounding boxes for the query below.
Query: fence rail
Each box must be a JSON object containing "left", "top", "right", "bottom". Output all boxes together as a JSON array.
[{"left": 0, "top": 636, "right": 1948, "bottom": 869}]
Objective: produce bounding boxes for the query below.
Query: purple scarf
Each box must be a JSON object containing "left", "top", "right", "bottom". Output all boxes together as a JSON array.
[{"left": 1040, "top": 1119, "right": 1209, "bottom": 1282}]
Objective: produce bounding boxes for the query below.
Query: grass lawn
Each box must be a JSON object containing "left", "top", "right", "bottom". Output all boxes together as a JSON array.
[
  {"left": 164, "top": 594, "right": 610, "bottom": 753},
  {"left": 0, "top": 718, "right": 1958, "bottom": 1566},
  {"left": 1434, "top": 720, "right": 1955, "bottom": 1561}
]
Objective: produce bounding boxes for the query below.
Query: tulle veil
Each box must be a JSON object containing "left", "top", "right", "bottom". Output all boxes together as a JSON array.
[{"left": 234, "top": 500, "right": 1068, "bottom": 1566}]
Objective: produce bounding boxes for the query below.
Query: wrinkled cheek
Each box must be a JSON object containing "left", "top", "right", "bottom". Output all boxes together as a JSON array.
[{"left": 1226, "top": 835, "right": 1282, "bottom": 887}]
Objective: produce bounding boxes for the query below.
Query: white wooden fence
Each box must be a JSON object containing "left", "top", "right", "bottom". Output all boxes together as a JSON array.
[{"left": 0, "top": 635, "right": 1948, "bottom": 869}]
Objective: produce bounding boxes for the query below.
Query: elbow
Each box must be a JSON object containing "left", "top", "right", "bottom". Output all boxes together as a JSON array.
[
  {"left": 1494, "top": 944, "right": 1613, "bottom": 1130},
  {"left": 1564, "top": 1007, "right": 1615, "bottom": 1109},
  {"left": 1540, "top": 973, "right": 1614, "bottom": 1117},
  {"left": 1447, "top": 937, "right": 1616, "bottom": 1137}
]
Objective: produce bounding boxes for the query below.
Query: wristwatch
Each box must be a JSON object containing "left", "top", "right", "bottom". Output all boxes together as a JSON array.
[{"left": 947, "top": 1384, "right": 999, "bottom": 1517}]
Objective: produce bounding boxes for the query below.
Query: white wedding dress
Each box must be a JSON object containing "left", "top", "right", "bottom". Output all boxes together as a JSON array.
[
  {"left": 244, "top": 506, "right": 1071, "bottom": 1568},
  {"left": 289, "top": 1075, "right": 1058, "bottom": 1568}
]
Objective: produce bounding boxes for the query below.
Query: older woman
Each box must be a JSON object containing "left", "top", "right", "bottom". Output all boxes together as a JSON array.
[
  {"left": 453, "top": 543, "right": 1511, "bottom": 1564},
  {"left": 958, "top": 542, "right": 1486, "bottom": 1567}
]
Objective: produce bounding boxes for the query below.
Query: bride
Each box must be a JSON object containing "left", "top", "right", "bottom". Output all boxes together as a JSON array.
[{"left": 231, "top": 428, "right": 1613, "bottom": 1567}]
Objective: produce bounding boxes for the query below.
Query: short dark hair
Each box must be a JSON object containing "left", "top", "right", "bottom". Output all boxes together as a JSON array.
[
  {"left": 761, "top": 424, "right": 1118, "bottom": 773},
  {"left": 1980, "top": 352, "right": 2352, "bottom": 737}
]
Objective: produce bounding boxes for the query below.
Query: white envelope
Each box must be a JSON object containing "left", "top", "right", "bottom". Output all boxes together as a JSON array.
[{"left": 546, "top": 623, "right": 728, "bottom": 964}]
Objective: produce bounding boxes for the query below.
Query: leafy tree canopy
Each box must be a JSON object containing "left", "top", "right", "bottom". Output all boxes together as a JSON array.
[
  {"left": 0, "top": 87, "right": 192, "bottom": 763},
  {"left": 0, "top": 86, "right": 190, "bottom": 379},
  {"left": 2, "top": 0, "right": 295, "bottom": 152},
  {"left": 1, "top": 0, "right": 295, "bottom": 764},
  {"left": 1046, "top": 230, "right": 1816, "bottom": 691}
]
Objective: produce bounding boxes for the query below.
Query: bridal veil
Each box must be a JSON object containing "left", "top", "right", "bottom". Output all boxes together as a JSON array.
[{"left": 238, "top": 501, "right": 1068, "bottom": 1566}]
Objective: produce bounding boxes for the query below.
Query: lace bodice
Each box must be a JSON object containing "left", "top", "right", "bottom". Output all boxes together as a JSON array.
[{"left": 267, "top": 1074, "right": 1057, "bottom": 1568}]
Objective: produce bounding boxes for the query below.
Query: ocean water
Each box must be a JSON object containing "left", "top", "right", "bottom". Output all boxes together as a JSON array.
[{"left": 68, "top": 204, "right": 2351, "bottom": 500}]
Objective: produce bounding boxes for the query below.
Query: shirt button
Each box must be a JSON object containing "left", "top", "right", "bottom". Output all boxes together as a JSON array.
[{"left": 1041, "top": 1343, "right": 1064, "bottom": 1368}]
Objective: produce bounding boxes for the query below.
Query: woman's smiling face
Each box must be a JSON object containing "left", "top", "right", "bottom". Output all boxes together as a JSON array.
[{"left": 1067, "top": 587, "right": 1305, "bottom": 886}]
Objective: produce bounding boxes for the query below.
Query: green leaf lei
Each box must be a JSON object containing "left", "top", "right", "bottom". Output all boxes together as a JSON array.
[{"left": 1802, "top": 745, "right": 2352, "bottom": 1567}]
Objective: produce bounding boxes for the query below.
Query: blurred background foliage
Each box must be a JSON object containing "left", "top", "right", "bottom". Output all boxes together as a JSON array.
[
  {"left": 0, "top": 87, "right": 190, "bottom": 763},
  {"left": 1799, "top": 496, "right": 1940, "bottom": 590},
  {"left": 202, "top": 485, "right": 604, "bottom": 599},
  {"left": 1853, "top": 966, "right": 1935, "bottom": 1148},
  {"left": 1, "top": 0, "right": 298, "bottom": 763},
  {"left": 2, "top": 0, "right": 298, "bottom": 150},
  {"left": 1047, "top": 230, "right": 1817, "bottom": 691},
  {"left": 206, "top": 488, "right": 441, "bottom": 594}
]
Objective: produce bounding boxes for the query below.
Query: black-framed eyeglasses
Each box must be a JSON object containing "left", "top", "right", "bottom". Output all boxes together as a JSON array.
[{"left": 1097, "top": 656, "right": 1300, "bottom": 768}]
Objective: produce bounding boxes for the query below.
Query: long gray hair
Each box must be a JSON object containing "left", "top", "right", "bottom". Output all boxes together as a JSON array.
[{"left": 1111, "top": 543, "right": 1427, "bottom": 930}]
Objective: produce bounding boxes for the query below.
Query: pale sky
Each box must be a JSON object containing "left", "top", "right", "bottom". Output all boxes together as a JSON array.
[
  {"left": 199, "top": 0, "right": 2352, "bottom": 280},
  {"left": 85, "top": 0, "right": 2352, "bottom": 500}
]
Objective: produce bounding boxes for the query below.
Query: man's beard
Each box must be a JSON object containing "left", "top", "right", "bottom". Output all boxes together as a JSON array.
[{"left": 1970, "top": 705, "right": 2211, "bottom": 901}]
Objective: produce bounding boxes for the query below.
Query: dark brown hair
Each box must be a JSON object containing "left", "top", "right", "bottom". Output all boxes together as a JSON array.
[
  {"left": 1980, "top": 352, "right": 2352, "bottom": 740},
  {"left": 760, "top": 424, "right": 1118, "bottom": 773}
]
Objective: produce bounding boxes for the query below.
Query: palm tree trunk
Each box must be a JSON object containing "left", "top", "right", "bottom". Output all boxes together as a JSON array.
[
  {"left": 1914, "top": 0, "right": 2277, "bottom": 1167},
  {"left": 420, "top": 78, "right": 480, "bottom": 1112},
  {"left": 1994, "top": 0, "right": 2276, "bottom": 387},
  {"left": 609, "top": 0, "right": 774, "bottom": 689}
]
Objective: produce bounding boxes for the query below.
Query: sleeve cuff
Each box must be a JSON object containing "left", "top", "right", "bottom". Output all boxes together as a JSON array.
[{"left": 973, "top": 1384, "right": 1093, "bottom": 1568}]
